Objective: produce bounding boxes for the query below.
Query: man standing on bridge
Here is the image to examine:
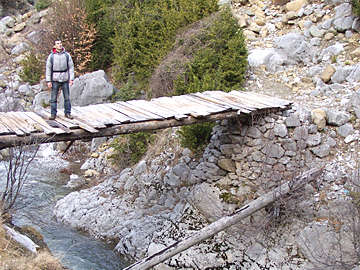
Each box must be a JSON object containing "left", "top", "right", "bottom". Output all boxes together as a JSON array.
[{"left": 45, "top": 40, "right": 74, "bottom": 120}]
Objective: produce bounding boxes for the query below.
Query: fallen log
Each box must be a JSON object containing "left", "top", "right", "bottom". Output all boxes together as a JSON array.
[{"left": 124, "top": 167, "right": 323, "bottom": 270}]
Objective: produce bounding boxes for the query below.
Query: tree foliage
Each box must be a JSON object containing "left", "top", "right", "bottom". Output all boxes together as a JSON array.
[
  {"left": 353, "top": 0, "right": 360, "bottom": 17},
  {"left": 110, "top": 0, "right": 218, "bottom": 90},
  {"left": 174, "top": 8, "right": 248, "bottom": 95}
]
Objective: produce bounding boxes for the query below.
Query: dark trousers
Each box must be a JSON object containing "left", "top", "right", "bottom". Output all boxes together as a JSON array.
[{"left": 50, "top": 81, "right": 71, "bottom": 116}]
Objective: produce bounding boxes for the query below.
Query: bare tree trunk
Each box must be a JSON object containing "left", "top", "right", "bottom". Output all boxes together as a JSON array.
[{"left": 124, "top": 167, "right": 323, "bottom": 270}]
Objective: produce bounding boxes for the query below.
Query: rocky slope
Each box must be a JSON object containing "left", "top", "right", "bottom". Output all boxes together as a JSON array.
[{"left": 2, "top": 0, "right": 360, "bottom": 269}]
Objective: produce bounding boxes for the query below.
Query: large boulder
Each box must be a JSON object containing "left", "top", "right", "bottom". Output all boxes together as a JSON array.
[
  {"left": 66, "top": 70, "right": 114, "bottom": 107},
  {"left": 32, "top": 70, "right": 115, "bottom": 109}
]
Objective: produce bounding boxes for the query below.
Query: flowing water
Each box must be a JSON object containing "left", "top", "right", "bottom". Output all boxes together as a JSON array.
[{"left": 1, "top": 144, "right": 128, "bottom": 270}]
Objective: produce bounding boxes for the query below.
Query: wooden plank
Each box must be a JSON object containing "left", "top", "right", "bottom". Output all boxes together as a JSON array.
[
  {"left": 150, "top": 96, "right": 206, "bottom": 117},
  {"left": 9, "top": 112, "right": 40, "bottom": 133},
  {"left": 126, "top": 100, "right": 174, "bottom": 119},
  {"left": 0, "top": 121, "right": 12, "bottom": 135},
  {"left": 148, "top": 98, "right": 189, "bottom": 120},
  {"left": 181, "top": 95, "right": 232, "bottom": 113},
  {"left": 48, "top": 112, "right": 79, "bottom": 129},
  {"left": 233, "top": 91, "right": 291, "bottom": 108},
  {"left": 95, "top": 104, "right": 132, "bottom": 123},
  {"left": 72, "top": 107, "right": 107, "bottom": 129},
  {"left": 123, "top": 101, "right": 164, "bottom": 120},
  {"left": 85, "top": 105, "right": 122, "bottom": 125},
  {"left": 32, "top": 110, "right": 73, "bottom": 134},
  {"left": 173, "top": 95, "right": 229, "bottom": 115},
  {"left": 13, "top": 112, "right": 43, "bottom": 133},
  {"left": 225, "top": 91, "right": 270, "bottom": 110},
  {"left": 0, "top": 112, "right": 26, "bottom": 136},
  {"left": 192, "top": 92, "right": 252, "bottom": 114},
  {"left": 229, "top": 91, "right": 284, "bottom": 109},
  {"left": 204, "top": 91, "right": 263, "bottom": 111},
  {"left": 107, "top": 102, "right": 152, "bottom": 122}
]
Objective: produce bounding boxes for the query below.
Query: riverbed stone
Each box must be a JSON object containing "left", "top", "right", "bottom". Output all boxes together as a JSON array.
[
  {"left": 337, "top": 123, "right": 354, "bottom": 137},
  {"left": 326, "top": 110, "right": 350, "bottom": 126}
]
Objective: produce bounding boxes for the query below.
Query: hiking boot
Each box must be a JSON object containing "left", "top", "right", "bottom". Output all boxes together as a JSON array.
[
  {"left": 65, "top": 113, "right": 73, "bottom": 119},
  {"left": 49, "top": 114, "right": 56, "bottom": 120}
]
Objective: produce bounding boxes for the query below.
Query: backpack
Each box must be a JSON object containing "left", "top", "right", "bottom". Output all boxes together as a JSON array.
[{"left": 50, "top": 52, "right": 69, "bottom": 80}]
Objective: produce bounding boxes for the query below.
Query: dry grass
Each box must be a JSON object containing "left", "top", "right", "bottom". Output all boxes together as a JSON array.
[{"left": 0, "top": 219, "right": 65, "bottom": 270}]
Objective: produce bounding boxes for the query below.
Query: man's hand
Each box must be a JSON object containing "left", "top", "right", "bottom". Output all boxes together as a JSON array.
[
  {"left": 70, "top": 80, "right": 73, "bottom": 86},
  {"left": 47, "top": 82, "right": 52, "bottom": 89}
]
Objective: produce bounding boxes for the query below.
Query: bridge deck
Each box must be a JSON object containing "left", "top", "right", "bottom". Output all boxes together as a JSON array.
[{"left": 0, "top": 91, "right": 292, "bottom": 150}]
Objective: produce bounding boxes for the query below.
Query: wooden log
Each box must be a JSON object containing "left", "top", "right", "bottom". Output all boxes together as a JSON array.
[
  {"left": 0, "top": 110, "right": 242, "bottom": 150},
  {"left": 124, "top": 168, "right": 323, "bottom": 270}
]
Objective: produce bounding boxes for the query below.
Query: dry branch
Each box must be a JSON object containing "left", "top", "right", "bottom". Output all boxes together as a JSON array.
[{"left": 124, "top": 167, "right": 323, "bottom": 270}]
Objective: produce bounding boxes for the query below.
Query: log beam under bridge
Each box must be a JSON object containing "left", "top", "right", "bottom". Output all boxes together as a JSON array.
[{"left": 0, "top": 91, "right": 292, "bottom": 150}]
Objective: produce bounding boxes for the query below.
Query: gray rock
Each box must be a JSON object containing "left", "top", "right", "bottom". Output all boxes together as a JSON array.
[
  {"left": 274, "top": 123, "right": 288, "bottom": 137},
  {"left": 26, "top": 31, "right": 42, "bottom": 45},
  {"left": 58, "top": 70, "right": 114, "bottom": 107},
  {"left": 247, "top": 126, "right": 262, "bottom": 139},
  {"left": 353, "top": 17, "right": 360, "bottom": 32},
  {"left": 322, "top": 18, "right": 333, "bottom": 30},
  {"left": 1, "top": 16, "right": 15, "bottom": 28},
  {"left": 331, "top": 66, "right": 354, "bottom": 83},
  {"left": 345, "top": 30, "right": 353, "bottom": 38},
  {"left": 274, "top": 32, "right": 313, "bottom": 65},
  {"left": 325, "top": 137, "right": 336, "bottom": 147},
  {"left": 172, "top": 164, "right": 190, "bottom": 180},
  {"left": 18, "top": 84, "right": 32, "bottom": 96},
  {"left": 309, "top": 25, "right": 325, "bottom": 37},
  {"left": 310, "top": 37, "right": 321, "bottom": 46},
  {"left": 333, "top": 16, "right": 355, "bottom": 32},
  {"left": 337, "top": 123, "right": 354, "bottom": 137},
  {"left": 347, "top": 64, "right": 360, "bottom": 83},
  {"left": 306, "top": 133, "right": 322, "bottom": 147},
  {"left": 164, "top": 172, "right": 181, "bottom": 187},
  {"left": 285, "top": 115, "right": 301, "bottom": 127},
  {"left": 326, "top": 110, "right": 350, "bottom": 126},
  {"left": 310, "top": 144, "right": 330, "bottom": 158},
  {"left": 0, "top": 22, "right": 6, "bottom": 34},
  {"left": 308, "top": 124, "right": 318, "bottom": 134},
  {"left": 32, "top": 91, "right": 50, "bottom": 109},
  {"left": 11, "top": 42, "right": 29, "bottom": 55},
  {"left": 293, "top": 126, "right": 309, "bottom": 141},
  {"left": 90, "top": 137, "right": 107, "bottom": 152},
  {"left": 320, "top": 43, "right": 344, "bottom": 62},
  {"left": 262, "top": 144, "right": 285, "bottom": 159},
  {"left": 248, "top": 49, "right": 276, "bottom": 68},
  {"left": 334, "top": 3, "right": 353, "bottom": 18}
]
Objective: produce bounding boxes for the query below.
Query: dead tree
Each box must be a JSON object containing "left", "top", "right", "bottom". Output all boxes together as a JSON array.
[
  {"left": 124, "top": 167, "right": 323, "bottom": 270},
  {"left": 1, "top": 142, "right": 40, "bottom": 216}
]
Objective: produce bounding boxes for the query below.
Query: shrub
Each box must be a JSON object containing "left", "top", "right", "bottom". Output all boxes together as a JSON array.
[
  {"left": 19, "top": 52, "right": 43, "bottom": 85},
  {"left": 111, "top": 78, "right": 140, "bottom": 102},
  {"left": 38, "top": 0, "right": 96, "bottom": 75},
  {"left": 174, "top": 8, "right": 248, "bottom": 95},
  {"left": 353, "top": 0, "right": 360, "bottom": 17},
  {"left": 111, "top": 0, "right": 218, "bottom": 95},
  {"left": 34, "top": 0, "right": 52, "bottom": 11},
  {"left": 177, "top": 122, "right": 215, "bottom": 154},
  {"left": 109, "top": 132, "right": 155, "bottom": 168}
]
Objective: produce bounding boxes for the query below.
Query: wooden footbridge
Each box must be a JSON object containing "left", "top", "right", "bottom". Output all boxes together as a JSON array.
[{"left": 0, "top": 91, "right": 291, "bottom": 150}]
